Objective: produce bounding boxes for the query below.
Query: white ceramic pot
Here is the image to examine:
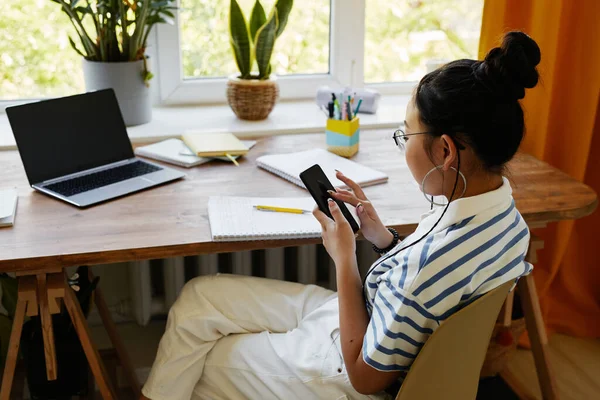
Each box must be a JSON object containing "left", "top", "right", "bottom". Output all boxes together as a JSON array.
[{"left": 82, "top": 59, "right": 152, "bottom": 126}]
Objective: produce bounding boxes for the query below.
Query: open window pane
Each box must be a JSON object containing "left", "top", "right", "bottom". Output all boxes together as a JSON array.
[
  {"left": 180, "top": 0, "right": 330, "bottom": 80},
  {"left": 1, "top": 1, "right": 84, "bottom": 100},
  {"left": 365, "top": 0, "right": 484, "bottom": 83}
]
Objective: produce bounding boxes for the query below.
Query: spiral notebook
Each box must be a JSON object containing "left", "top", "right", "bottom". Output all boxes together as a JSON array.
[
  {"left": 208, "top": 196, "right": 358, "bottom": 241},
  {"left": 256, "top": 148, "right": 388, "bottom": 189}
]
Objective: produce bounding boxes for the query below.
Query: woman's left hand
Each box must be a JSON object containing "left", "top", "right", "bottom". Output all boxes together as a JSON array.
[{"left": 313, "top": 199, "right": 357, "bottom": 266}]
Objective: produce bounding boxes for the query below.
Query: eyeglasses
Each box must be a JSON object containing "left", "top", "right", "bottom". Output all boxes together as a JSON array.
[
  {"left": 392, "top": 128, "right": 466, "bottom": 152},
  {"left": 392, "top": 128, "right": 434, "bottom": 152}
]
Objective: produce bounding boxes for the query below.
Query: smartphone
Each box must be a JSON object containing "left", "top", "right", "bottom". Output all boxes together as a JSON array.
[{"left": 299, "top": 164, "right": 360, "bottom": 233}]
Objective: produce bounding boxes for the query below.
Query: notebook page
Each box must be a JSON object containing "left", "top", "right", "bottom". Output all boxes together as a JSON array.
[
  {"left": 256, "top": 149, "right": 388, "bottom": 189},
  {"left": 208, "top": 196, "right": 321, "bottom": 241}
]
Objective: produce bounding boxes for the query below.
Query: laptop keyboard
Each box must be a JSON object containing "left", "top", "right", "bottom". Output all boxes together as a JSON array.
[{"left": 45, "top": 160, "right": 162, "bottom": 197}]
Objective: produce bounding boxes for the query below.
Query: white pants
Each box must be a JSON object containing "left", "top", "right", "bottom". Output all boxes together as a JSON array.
[{"left": 142, "top": 274, "right": 390, "bottom": 400}]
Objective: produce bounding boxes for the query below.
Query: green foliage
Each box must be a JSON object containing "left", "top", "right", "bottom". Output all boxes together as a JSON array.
[
  {"left": 42, "top": 0, "right": 177, "bottom": 84},
  {"left": 273, "top": 0, "right": 292, "bottom": 38},
  {"left": 230, "top": 0, "right": 253, "bottom": 78},
  {"left": 364, "top": 0, "right": 482, "bottom": 82},
  {"left": 49, "top": 0, "right": 176, "bottom": 63},
  {"left": 254, "top": 9, "right": 278, "bottom": 79},
  {"left": 1, "top": 0, "right": 483, "bottom": 99},
  {"left": 229, "top": 0, "right": 293, "bottom": 80},
  {"left": 0, "top": 1, "right": 85, "bottom": 99},
  {"left": 249, "top": 0, "right": 266, "bottom": 43}
]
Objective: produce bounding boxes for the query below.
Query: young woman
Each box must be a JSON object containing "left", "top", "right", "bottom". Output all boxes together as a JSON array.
[{"left": 141, "top": 31, "right": 540, "bottom": 400}]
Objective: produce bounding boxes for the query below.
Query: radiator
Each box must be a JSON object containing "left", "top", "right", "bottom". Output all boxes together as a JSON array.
[{"left": 128, "top": 241, "right": 379, "bottom": 326}]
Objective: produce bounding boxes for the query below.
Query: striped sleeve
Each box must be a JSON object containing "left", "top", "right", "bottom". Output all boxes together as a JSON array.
[{"left": 362, "top": 280, "right": 439, "bottom": 371}]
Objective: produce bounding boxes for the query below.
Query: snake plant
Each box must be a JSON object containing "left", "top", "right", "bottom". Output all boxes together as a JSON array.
[
  {"left": 50, "top": 0, "right": 177, "bottom": 83},
  {"left": 230, "top": 0, "right": 294, "bottom": 80}
]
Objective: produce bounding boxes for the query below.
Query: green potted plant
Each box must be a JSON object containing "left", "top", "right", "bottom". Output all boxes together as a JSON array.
[
  {"left": 228, "top": 0, "right": 293, "bottom": 120},
  {"left": 50, "top": 0, "right": 176, "bottom": 126}
]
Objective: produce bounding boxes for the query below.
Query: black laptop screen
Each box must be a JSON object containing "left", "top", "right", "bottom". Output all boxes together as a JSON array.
[{"left": 7, "top": 89, "right": 135, "bottom": 185}]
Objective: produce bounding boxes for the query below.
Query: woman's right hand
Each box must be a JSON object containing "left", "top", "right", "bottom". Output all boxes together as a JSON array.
[{"left": 329, "top": 170, "right": 394, "bottom": 250}]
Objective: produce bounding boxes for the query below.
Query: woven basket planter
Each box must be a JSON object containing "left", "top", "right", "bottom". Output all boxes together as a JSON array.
[
  {"left": 226, "top": 75, "right": 279, "bottom": 121},
  {"left": 480, "top": 317, "right": 527, "bottom": 377}
]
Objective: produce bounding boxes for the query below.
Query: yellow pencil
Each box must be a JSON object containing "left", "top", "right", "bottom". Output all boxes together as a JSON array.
[
  {"left": 225, "top": 153, "right": 239, "bottom": 167},
  {"left": 254, "top": 205, "right": 311, "bottom": 214}
]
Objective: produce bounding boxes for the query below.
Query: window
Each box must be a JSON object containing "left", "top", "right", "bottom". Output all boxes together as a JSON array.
[
  {"left": 157, "top": 0, "right": 484, "bottom": 104},
  {"left": 157, "top": 0, "right": 336, "bottom": 104},
  {"left": 0, "top": 1, "right": 84, "bottom": 100},
  {"left": 2, "top": 0, "right": 484, "bottom": 104},
  {"left": 180, "top": 0, "right": 330, "bottom": 79},
  {"left": 365, "top": 0, "right": 483, "bottom": 84}
]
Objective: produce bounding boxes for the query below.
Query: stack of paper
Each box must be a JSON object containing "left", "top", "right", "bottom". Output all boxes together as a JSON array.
[
  {"left": 135, "top": 138, "right": 257, "bottom": 168},
  {"left": 0, "top": 189, "right": 18, "bottom": 228}
]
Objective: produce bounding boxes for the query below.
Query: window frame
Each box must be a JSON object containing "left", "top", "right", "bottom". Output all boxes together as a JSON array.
[
  {"left": 0, "top": 0, "right": 440, "bottom": 110},
  {"left": 155, "top": 0, "right": 387, "bottom": 105}
]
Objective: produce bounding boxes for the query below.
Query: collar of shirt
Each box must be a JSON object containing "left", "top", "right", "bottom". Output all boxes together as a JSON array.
[{"left": 414, "top": 177, "right": 513, "bottom": 236}]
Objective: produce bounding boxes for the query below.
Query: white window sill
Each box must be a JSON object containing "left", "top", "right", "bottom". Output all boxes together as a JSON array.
[{"left": 0, "top": 95, "right": 409, "bottom": 151}]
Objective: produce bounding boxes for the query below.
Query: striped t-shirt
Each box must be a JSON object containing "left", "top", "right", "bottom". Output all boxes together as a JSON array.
[{"left": 362, "top": 177, "right": 532, "bottom": 372}]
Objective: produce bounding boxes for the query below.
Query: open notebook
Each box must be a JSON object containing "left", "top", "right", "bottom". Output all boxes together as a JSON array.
[
  {"left": 208, "top": 196, "right": 359, "bottom": 241},
  {"left": 256, "top": 148, "right": 388, "bottom": 189}
]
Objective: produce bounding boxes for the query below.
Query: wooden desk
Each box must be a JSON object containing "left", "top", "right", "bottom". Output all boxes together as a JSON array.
[
  {"left": 0, "top": 131, "right": 596, "bottom": 272},
  {"left": 0, "top": 131, "right": 596, "bottom": 399}
]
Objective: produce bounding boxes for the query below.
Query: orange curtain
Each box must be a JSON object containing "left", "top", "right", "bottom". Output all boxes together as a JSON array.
[{"left": 479, "top": 0, "right": 600, "bottom": 338}]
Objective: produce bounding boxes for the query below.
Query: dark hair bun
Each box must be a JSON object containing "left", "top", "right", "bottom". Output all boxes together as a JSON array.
[{"left": 475, "top": 31, "right": 541, "bottom": 100}]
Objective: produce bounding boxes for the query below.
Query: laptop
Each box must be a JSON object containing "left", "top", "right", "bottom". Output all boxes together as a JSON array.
[{"left": 6, "top": 89, "right": 186, "bottom": 207}]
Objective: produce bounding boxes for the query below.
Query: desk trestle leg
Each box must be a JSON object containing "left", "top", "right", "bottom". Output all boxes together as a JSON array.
[
  {"left": 37, "top": 273, "right": 58, "bottom": 381},
  {"left": 62, "top": 274, "right": 117, "bottom": 399},
  {"left": 0, "top": 277, "right": 30, "bottom": 400},
  {"left": 0, "top": 271, "right": 119, "bottom": 400}
]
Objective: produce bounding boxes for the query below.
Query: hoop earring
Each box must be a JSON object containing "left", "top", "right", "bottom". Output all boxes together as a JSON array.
[{"left": 420, "top": 165, "right": 467, "bottom": 206}]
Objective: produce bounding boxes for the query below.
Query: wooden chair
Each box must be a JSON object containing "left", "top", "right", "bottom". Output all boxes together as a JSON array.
[{"left": 395, "top": 281, "right": 513, "bottom": 400}]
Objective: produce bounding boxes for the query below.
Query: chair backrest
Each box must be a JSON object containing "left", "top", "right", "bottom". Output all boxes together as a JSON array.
[{"left": 396, "top": 281, "right": 513, "bottom": 400}]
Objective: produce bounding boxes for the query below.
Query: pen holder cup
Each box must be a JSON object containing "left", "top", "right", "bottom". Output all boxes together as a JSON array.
[{"left": 326, "top": 117, "right": 360, "bottom": 158}]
